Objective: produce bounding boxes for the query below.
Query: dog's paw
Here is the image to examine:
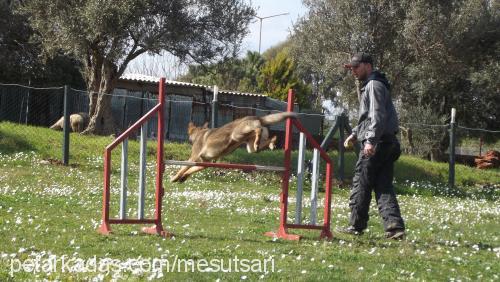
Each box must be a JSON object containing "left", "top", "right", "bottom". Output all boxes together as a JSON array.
[{"left": 269, "top": 136, "right": 277, "bottom": 150}]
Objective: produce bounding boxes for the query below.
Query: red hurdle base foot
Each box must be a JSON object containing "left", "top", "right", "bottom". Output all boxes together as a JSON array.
[
  {"left": 319, "top": 229, "right": 333, "bottom": 240},
  {"left": 264, "top": 229, "right": 301, "bottom": 241},
  {"left": 142, "top": 225, "right": 173, "bottom": 238},
  {"left": 98, "top": 222, "right": 112, "bottom": 235}
]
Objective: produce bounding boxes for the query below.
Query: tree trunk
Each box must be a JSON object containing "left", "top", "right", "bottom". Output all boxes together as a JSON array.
[{"left": 82, "top": 59, "right": 118, "bottom": 135}]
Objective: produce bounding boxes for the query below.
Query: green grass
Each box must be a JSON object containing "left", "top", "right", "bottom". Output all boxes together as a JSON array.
[{"left": 0, "top": 122, "right": 499, "bottom": 281}]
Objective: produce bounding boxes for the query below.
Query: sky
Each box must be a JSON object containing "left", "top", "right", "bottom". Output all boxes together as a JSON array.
[{"left": 126, "top": 0, "right": 308, "bottom": 77}]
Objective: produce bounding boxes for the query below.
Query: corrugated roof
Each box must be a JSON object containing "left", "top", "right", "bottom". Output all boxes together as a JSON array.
[{"left": 120, "top": 73, "right": 266, "bottom": 97}]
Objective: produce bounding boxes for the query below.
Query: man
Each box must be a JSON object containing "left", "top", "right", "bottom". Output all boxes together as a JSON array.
[{"left": 340, "top": 52, "right": 406, "bottom": 240}]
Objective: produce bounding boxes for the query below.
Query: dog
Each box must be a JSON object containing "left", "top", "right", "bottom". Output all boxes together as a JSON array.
[
  {"left": 50, "top": 112, "right": 89, "bottom": 133},
  {"left": 170, "top": 112, "right": 298, "bottom": 183}
]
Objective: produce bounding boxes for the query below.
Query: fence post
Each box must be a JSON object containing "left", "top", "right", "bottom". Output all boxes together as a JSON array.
[
  {"left": 211, "top": 85, "right": 219, "bottom": 128},
  {"left": 337, "top": 114, "right": 345, "bottom": 181},
  {"left": 62, "top": 85, "right": 71, "bottom": 165},
  {"left": 25, "top": 79, "right": 31, "bottom": 124},
  {"left": 449, "top": 108, "right": 456, "bottom": 189},
  {"left": 344, "top": 116, "right": 360, "bottom": 157}
]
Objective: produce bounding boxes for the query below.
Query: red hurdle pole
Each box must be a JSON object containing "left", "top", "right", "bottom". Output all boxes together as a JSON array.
[
  {"left": 265, "top": 89, "right": 300, "bottom": 240},
  {"left": 143, "top": 78, "right": 171, "bottom": 237},
  {"left": 98, "top": 150, "right": 112, "bottom": 235},
  {"left": 321, "top": 162, "right": 333, "bottom": 239}
]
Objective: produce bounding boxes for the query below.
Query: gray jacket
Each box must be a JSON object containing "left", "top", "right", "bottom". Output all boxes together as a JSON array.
[{"left": 352, "top": 71, "right": 399, "bottom": 144}]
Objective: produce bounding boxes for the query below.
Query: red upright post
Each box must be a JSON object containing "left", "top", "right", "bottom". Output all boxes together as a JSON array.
[
  {"left": 320, "top": 162, "right": 333, "bottom": 239},
  {"left": 98, "top": 150, "right": 112, "bottom": 234},
  {"left": 265, "top": 89, "right": 300, "bottom": 240},
  {"left": 143, "top": 78, "right": 171, "bottom": 237}
]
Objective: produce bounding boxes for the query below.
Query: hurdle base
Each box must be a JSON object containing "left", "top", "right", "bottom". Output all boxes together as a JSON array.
[
  {"left": 142, "top": 225, "right": 173, "bottom": 238},
  {"left": 319, "top": 229, "right": 333, "bottom": 240},
  {"left": 98, "top": 222, "right": 112, "bottom": 235},
  {"left": 264, "top": 229, "right": 301, "bottom": 241}
]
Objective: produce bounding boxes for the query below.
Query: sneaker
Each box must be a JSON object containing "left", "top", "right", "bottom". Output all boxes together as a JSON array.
[
  {"left": 385, "top": 229, "right": 405, "bottom": 240},
  {"left": 336, "top": 226, "right": 363, "bottom": 236}
]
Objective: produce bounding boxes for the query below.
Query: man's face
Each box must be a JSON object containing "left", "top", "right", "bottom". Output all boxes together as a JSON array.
[{"left": 349, "top": 63, "right": 371, "bottom": 81}]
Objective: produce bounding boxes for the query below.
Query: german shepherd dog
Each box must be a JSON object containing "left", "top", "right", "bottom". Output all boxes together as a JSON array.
[{"left": 170, "top": 112, "right": 297, "bottom": 183}]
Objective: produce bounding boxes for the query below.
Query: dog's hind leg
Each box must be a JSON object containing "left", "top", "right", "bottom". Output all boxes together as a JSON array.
[
  {"left": 253, "top": 127, "right": 262, "bottom": 152},
  {"left": 256, "top": 135, "right": 277, "bottom": 152}
]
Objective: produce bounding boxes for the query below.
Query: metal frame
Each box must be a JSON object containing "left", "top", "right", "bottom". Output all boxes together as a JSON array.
[
  {"left": 98, "top": 78, "right": 170, "bottom": 237},
  {"left": 99, "top": 86, "right": 333, "bottom": 240},
  {"left": 263, "top": 90, "right": 333, "bottom": 240}
]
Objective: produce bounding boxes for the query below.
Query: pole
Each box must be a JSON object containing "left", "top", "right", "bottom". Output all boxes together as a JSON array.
[
  {"left": 254, "top": 13, "right": 289, "bottom": 54},
  {"left": 138, "top": 124, "right": 147, "bottom": 220},
  {"left": 310, "top": 149, "right": 319, "bottom": 224},
  {"left": 258, "top": 19, "right": 263, "bottom": 54},
  {"left": 119, "top": 139, "right": 128, "bottom": 219},
  {"left": 338, "top": 114, "right": 345, "bottom": 182},
  {"left": 62, "top": 85, "right": 70, "bottom": 165},
  {"left": 25, "top": 79, "right": 31, "bottom": 124},
  {"left": 211, "top": 85, "right": 219, "bottom": 128},
  {"left": 449, "top": 108, "right": 456, "bottom": 189},
  {"left": 295, "top": 133, "right": 306, "bottom": 224}
]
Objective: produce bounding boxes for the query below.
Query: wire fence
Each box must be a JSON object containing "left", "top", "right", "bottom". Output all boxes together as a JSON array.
[
  {"left": 0, "top": 82, "right": 498, "bottom": 169},
  {"left": 398, "top": 122, "right": 500, "bottom": 162}
]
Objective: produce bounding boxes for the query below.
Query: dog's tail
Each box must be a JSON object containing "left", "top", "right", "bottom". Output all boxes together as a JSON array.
[{"left": 260, "top": 112, "right": 298, "bottom": 125}]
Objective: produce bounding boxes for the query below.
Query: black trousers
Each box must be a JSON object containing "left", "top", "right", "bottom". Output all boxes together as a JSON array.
[{"left": 349, "top": 141, "right": 405, "bottom": 232}]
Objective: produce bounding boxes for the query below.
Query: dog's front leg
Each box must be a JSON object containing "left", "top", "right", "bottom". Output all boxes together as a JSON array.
[
  {"left": 170, "top": 165, "right": 192, "bottom": 182},
  {"left": 177, "top": 166, "right": 206, "bottom": 183}
]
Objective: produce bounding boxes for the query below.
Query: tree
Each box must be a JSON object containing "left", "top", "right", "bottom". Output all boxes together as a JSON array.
[
  {"left": 179, "top": 51, "right": 265, "bottom": 93},
  {"left": 291, "top": 0, "right": 407, "bottom": 111},
  {"left": 20, "top": 0, "right": 255, "bottom": 134},
  {"left": 257, "top": 49, "right": 310, "bottom": 108},
  {"left": 238, "top": 51, "right": 265, "bottom": 93},
  {"left": 291, "top": 0, "right": 499, "bottom": 158},
  {"left": 0, "top": 0, "right": 84, "bottom": 86}
]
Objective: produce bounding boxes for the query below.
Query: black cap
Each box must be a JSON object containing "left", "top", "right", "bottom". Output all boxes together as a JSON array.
[{"left": 344, "top": 52, "right": 373, "bottom": 68}]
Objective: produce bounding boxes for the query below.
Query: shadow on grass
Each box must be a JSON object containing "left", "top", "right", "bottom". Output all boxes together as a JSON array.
[{"left": 0, "top": 128, "right": 34, "bottom": 154}]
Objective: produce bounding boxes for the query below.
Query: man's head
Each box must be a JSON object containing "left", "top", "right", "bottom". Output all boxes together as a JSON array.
[{"left": 344, "top": 52, "right": 373, "bottom": 81}]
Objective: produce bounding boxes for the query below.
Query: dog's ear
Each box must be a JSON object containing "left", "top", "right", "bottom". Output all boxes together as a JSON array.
[
  {"left": 202, "top": 122, "right": 209, "bottom": 129},
  {"left": 188, "top": 122, "right": 196, "bottom": 135}
]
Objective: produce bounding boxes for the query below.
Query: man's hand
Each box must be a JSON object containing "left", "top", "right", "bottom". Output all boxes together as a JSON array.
[
  {"left": 363, "top": 143, "right": 376, "bottom": 157},
  {"left": 344, "top": 134, "right": 357, "bottom": 148}
]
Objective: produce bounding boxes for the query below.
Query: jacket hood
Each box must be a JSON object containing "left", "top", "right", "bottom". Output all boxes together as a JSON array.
[{"left": 362, "top": 70, "right": 390, "bottom": 89}]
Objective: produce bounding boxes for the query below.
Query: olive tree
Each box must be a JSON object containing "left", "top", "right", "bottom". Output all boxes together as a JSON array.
[{"left": 21, "top": 0, "right": 255, "bottom": 134}]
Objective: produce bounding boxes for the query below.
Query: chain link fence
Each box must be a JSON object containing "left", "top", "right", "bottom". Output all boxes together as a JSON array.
[{"left": 1, "top": 82, "right": 498, "bottom": 171}]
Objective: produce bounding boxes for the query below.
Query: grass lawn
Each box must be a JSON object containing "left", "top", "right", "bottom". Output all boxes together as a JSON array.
[{"left": 0, "top": 122, "right": 499, "bottom": 281}]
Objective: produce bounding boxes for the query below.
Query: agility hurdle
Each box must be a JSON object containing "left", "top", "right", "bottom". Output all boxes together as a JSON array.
[
  {"left": 262, "top": 90, "right": 333, "bottom": 240},
  {"left": 98, "top": 77, "right": 170, "bottom": 237},
  {"left": 162, "top": 90, "right": 334, "bottom": 240},
  {"left": 99, "top": 84, "right": 333, "bottom": 240}
]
